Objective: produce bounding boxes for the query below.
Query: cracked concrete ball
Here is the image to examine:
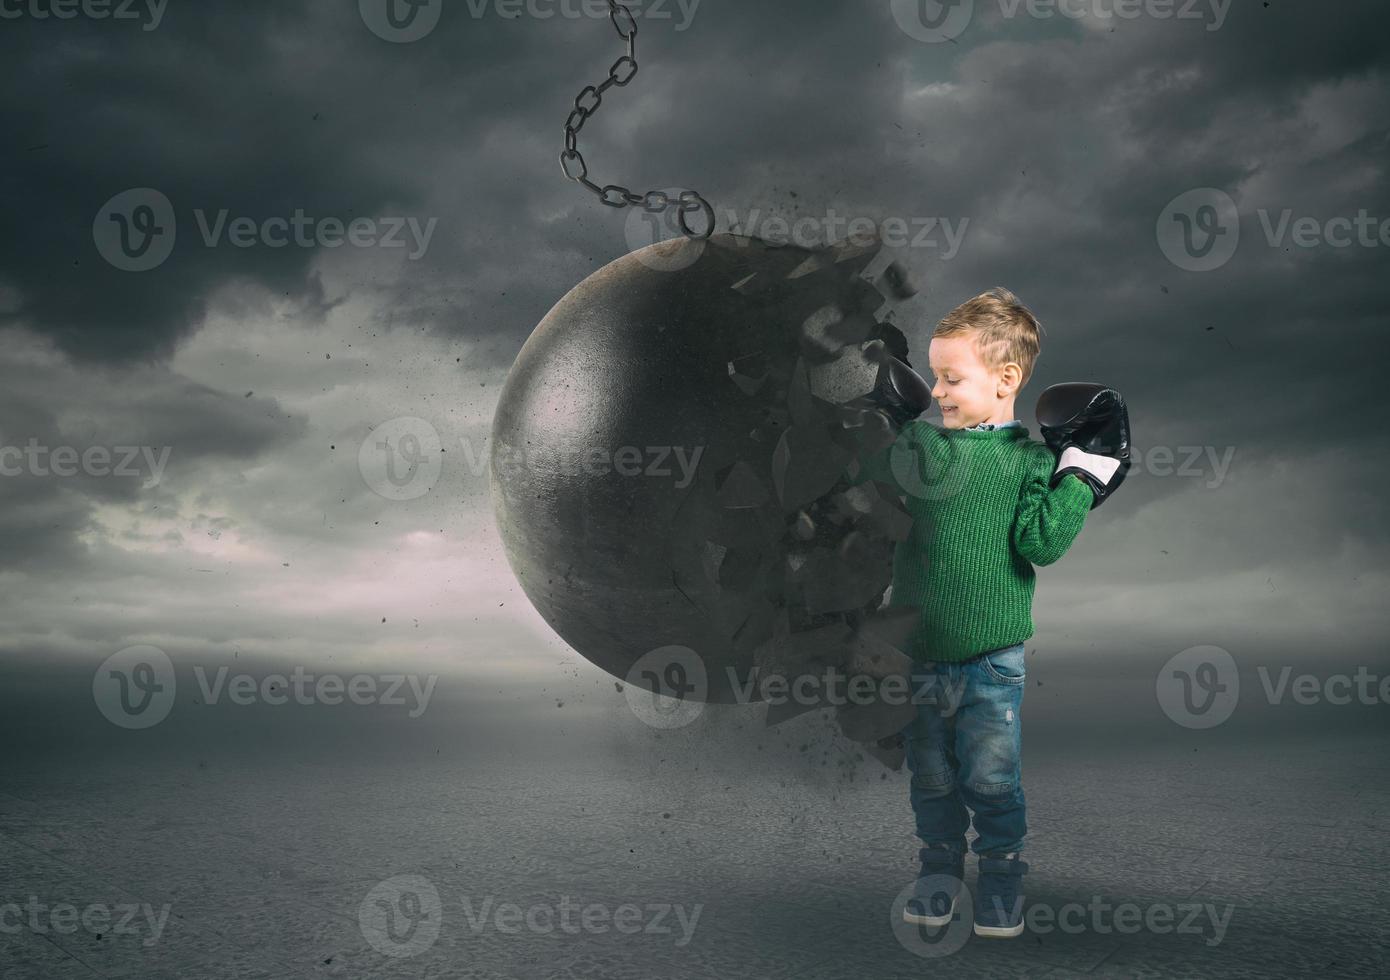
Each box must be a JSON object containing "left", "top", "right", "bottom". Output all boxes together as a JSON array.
[{"left": 490, "top": 233, "right": 918, "bottom": 704}]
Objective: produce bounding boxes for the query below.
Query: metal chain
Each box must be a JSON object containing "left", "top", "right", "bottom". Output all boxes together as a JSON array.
[{"left": 559, "top": 0, "right": 714, "bottom": 240}]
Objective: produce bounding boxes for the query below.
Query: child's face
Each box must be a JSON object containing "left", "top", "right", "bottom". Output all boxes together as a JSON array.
[{"left": 927, "top": 335, "right": 1019, "bottom": 430}]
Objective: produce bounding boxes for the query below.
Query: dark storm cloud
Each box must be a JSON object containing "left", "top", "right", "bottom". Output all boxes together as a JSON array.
[
  {"left": 0, "top": 0, "right": 1386, "bottom": 682},
  {"left": 0, "top": 0, "right": 531, "bottom": 361},
  {"left": 6, "top": 0, "right": 1384, "bottom": 384},
  {"left": 0, "top": 339, "right": 305, "bottom": 568},
  {"left": 826, "top": 3, "right": 1390, "bottom": 471}
]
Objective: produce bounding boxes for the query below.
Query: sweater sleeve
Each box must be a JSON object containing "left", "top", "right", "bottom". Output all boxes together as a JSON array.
[
  {"left": 844, "top": 442, "right": 898, "bottom": 491},
  {"left": 842, "top": 422, "right": 937, "bottom": 494},
  {"left": 1011, "top": 470, "right": 1093, "bottom": 567}
]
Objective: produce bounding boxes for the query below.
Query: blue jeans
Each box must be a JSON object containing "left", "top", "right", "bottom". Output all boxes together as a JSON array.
[{"left": 901, "top": 643, "right": 1028, "bottom": 856}]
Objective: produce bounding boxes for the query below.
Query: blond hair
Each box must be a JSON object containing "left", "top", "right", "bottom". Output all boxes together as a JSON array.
[{"left": 933, "top": 287, "right": 1043, "bottom": 387}]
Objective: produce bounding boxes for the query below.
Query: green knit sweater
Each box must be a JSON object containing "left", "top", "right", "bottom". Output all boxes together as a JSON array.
[{"left": 847, "top": 421, "right": 1093, "bottom": 663}]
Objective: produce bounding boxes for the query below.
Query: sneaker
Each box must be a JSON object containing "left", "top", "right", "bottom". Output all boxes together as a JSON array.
[
  {"left": 973, "top": 852, "right": 1029, "bottom": 938},
  {"left": 903, "top": 845, "right": 965, "bottom": 928}
]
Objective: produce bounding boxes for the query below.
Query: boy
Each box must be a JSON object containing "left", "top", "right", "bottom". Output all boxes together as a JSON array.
[{"left": 850, "top": 288, "right": 1099, "bottom": 938}]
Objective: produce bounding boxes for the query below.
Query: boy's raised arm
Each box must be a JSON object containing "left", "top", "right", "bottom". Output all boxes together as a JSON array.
[{"left": 1011, "top": 467, "right": 1093, "bottom": 567}]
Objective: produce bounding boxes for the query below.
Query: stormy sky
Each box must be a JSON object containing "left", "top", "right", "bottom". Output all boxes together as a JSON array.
[{"left": 1, "top": 0, "right": 1388, "bottom": 746}]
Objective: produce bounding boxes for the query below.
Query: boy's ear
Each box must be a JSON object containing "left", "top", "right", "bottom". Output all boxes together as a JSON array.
[{"left": 998, "top": 362, "right": 1024, "bottom": 394}]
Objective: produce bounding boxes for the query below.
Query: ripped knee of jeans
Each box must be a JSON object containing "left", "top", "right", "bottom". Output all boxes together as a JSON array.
[{"left": 968, "top": 779, "right": 1018, "bottom": 801}]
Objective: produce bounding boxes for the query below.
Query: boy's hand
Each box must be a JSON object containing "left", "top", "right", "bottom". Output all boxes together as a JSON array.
[
  {"left": 863, "top": 339, "right": 933, "bottom": 428},
  {"left": 1035, "top": 382, "right": 1132, "bottom": 509}
]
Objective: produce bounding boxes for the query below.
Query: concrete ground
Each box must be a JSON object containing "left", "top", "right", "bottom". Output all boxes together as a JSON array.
[{"left": 1, "top": 700, "right": 1386, "bottom": 980}]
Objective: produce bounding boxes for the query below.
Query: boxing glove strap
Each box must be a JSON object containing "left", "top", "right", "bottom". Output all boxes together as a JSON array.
[{"left": 1056, "top": 446, "right": 1122, "bottom": 485}]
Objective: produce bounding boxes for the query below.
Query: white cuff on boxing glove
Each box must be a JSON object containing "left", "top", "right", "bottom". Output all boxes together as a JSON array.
[{"left": 1056, "top": 446, "right": 1122, "bottom": 486}]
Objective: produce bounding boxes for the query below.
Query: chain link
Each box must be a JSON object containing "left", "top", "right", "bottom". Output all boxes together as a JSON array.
[{"left": 559, "top": 0, "right": 714, "bottom": 240}]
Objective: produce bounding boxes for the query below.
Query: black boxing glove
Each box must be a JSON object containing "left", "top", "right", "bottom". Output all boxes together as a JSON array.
[
  {"left": 1035, "top": 382, "right": 1132, "bottom": 510},
  {"left": 862, "top": 339, "right": 933, "bottom": 429}
]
